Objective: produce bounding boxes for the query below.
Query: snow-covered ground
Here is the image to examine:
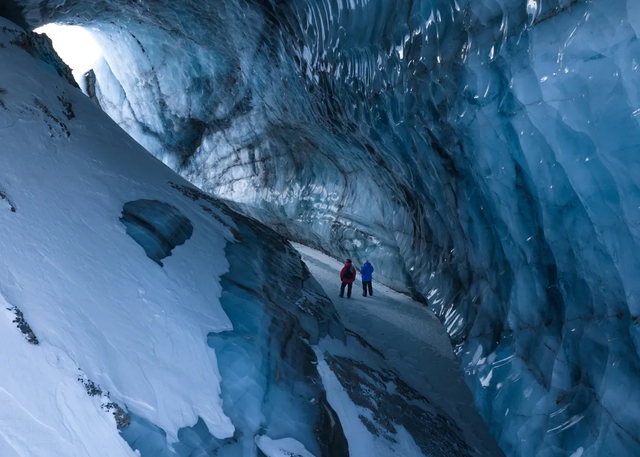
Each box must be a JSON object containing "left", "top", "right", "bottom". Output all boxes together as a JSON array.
[
  {"left": 0, "top": 19, "right": 236, "bottom": 455},
  {"left": 295, "top": 243, "right": 504, "bottom": 457}
]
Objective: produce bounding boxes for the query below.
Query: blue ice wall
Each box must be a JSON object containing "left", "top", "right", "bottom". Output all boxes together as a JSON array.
[
  {"left": 12, "top": 0, "right": 640, "bottom": 455},
  {"left": 116, "top": 188, "right": 347, "bottom": 456}
]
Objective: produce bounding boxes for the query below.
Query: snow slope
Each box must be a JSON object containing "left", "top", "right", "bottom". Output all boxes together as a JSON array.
[
  {"left": 0, "top": 18, "right": 236, "bottom": 454},
  {"left": 295, "top": 243, "right": 504, "bottom": 457},
  {"left": 0, "top": 303, "right": 138, "bottom": 457}
]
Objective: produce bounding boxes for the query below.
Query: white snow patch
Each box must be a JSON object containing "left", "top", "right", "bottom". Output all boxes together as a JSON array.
[
  {"left": 570, "top": 447, "right": 584, "bottom": 457},
  {"left": 0, "top": 304, "right": 138, "bottom": 457},
  {"left": 313, "top": 348, "right": 425, "bottom": 457},
  {"left": 254, "top": 435, "right": 316, "bottom": 457},
  {"left": 471, "top": 345, "right": 483, "bottom": 366},
  {"left": 480, "top": 369, "right": 493, "bottom": 387}
]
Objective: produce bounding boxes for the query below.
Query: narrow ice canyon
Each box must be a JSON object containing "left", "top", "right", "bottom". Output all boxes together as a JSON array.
[{"left": 0, "top": 0, "right": 639, "bottom": 456}]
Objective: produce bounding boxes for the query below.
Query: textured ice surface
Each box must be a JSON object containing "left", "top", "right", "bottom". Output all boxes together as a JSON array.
[
  {"left": 316, "top": 347, "right": 476, "bottom": 457},
  {"left": 8, "top": 0, "right": 640, "bottom": 455},
  {"left": 173, "top": 183, "right": 349, "bottom": 456}
]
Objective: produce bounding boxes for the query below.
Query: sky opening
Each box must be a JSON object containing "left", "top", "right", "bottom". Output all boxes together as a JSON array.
[{"left": 35, "top": 24, "right": 102, "bottom": 80}]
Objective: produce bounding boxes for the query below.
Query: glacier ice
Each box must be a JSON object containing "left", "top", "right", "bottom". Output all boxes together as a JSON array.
[
  {"left": 316, "top": 349, "right": 476, "bottom": 457},
  {"left": 120, "top": 199, "right": 194, "bottom": 266},
  {"left": 5, "top": 0, "right": 640, "bottom": 455},
  {"left": 175, "top": 182, "right": 348, "bottom": 456}
]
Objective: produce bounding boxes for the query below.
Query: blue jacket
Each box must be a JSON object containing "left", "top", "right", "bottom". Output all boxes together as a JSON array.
[{"left": 361, "top": 262, "right": 374, "bottom": 282}]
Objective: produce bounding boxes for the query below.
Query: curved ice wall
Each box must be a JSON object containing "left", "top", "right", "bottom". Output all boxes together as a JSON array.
[{"left": 8, "top": 0, "right": 640, "bottom": 455}]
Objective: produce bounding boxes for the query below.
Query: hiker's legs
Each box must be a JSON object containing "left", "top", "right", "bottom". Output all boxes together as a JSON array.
[
  {"left": 340, "top": 281, "right": 347, "bottom": 297},
  {"left": 367, "top": 281, "right": 373, "bottom": 296},
  {"left": 346, "top": 282, "right": 352, "bottom": 298},
  {"left": 362, "top": 282, "right": 367, "bottom": 296}
]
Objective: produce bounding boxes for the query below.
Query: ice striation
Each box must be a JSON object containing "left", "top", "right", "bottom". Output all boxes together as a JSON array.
[{"left": 4, "top": 0, "right": 640, "bottom": 455}]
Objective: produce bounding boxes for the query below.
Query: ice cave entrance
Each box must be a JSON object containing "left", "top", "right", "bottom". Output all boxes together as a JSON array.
[{"left": 35, "top": 24, "right": 102, "bottom": 82}]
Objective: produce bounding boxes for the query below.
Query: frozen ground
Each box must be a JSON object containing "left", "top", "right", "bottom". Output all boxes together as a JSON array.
[{"left": 294, "top": 243, "right": 504, "bottom": 457}]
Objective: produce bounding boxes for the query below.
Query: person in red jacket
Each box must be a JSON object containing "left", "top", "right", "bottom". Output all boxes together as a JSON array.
[{"left": 339, "top": 259, "right": 357, "bottom": 298}]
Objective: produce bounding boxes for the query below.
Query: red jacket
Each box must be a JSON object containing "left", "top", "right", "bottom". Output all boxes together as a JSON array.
[{"left": 340, "top": 262, "right": 357, "bottom": 284}]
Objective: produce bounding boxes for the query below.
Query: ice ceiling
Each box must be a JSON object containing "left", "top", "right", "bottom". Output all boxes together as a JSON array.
[{"left": 5, "top": 0, "right": 640, "bottom": 455}]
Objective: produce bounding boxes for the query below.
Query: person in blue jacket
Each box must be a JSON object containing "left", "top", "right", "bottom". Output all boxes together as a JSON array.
[{"left": 361, "top": 259, "right": 374, "bottom": 297}]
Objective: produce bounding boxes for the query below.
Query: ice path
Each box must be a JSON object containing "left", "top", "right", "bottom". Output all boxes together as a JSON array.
[{"left": 293, "top": 243, "right": 502, "bottom": 457}]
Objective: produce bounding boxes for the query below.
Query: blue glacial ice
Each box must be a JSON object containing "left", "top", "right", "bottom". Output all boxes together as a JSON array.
[
  {"left": 114, "top": 183, "right": 349, "bottom": 456},
  {"left": 177, "top": 183, "right": 348, "bottom": 456},
  {"left": 8, "top": 0, "right": 640, "bottom": 455},
  {"left": 120, "top": 199, "right": 194, "bottom": 266}
]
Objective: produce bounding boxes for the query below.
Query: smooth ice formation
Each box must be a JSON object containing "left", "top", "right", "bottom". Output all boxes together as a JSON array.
[
  {"left": 5, "top": 0, "right": 640, "bottom": 455},
  {"left": 176, "top": 182, "right": 349, "bottom": 456},
  {"left": 120, "top": 199, "right": 194, "bottom": 266}
]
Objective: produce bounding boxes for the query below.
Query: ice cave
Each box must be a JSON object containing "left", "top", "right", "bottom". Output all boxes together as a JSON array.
[{"left": 0, "top": 0, "right": 638, "bottom": 456}]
